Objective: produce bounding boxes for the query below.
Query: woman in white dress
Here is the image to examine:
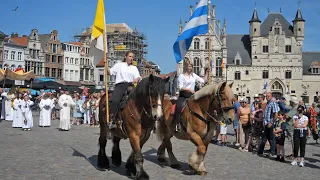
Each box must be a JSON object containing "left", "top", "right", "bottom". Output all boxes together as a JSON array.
[
  {"left": 174, "top": 60, "right": 207, "bottom": 131},
  {"left": 5, "top": 90, "right": 15, "bottom": 121},
  {"left": 21, "top": 95, "right": 34, "bottom": 131},
  {"left": 12, "top": 93, "right": 23, "bottom": 128},
  {"left": 39, "top": 93, "right": 54, "bottom": 127}
]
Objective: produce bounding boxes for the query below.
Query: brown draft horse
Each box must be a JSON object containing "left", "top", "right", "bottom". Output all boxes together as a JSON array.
[
  {"left": 156, "top": 82, "right": 235, "bottom": 175},
  {"left": 98, "top": 74, "right": 169, "bottom": 180}
]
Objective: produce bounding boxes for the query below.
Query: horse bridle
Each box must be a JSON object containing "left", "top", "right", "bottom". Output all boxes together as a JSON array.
[{"left": 187, "top": 85, "right": 234, "bottom": 124}]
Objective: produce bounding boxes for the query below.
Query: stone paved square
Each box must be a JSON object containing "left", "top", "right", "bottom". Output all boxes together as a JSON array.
[{"left": 0, "top": 115, "right": 319, "bottom": 180}]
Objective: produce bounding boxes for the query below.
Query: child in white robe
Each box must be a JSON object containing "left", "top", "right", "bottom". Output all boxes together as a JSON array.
[
  {"left": 21, "top": 95, "right": 34, "bottom": 131},
  {"left": 39, "top": 93, "right": 54, "bottom": 127},
  {"left": 12, "top": 93, "right": 24, "bottom": 128}
]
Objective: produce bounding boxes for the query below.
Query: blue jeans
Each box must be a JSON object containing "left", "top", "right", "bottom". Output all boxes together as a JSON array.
[
  {"left": 233, "top": 119, "right": 239, "bottom": 129},
  {"left": 258, "top": 125, "right": 276, "bottom": 154}
]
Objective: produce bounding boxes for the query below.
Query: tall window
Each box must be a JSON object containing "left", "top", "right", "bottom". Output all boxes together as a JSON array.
[
  {"left": 65, "top": 70, "right": 69, "bottom": 80},
  {"left": 275, "top": 28, "right": 280, "bottom": 35},
  {"left": 45, "top": 68, "right": 50, "bottom": 77},
  {"left": 193, "top": 38, "right": 200, "bottom": 50},
  {"left": 52, "top": 55, "right": 56, "bottom": 63},
  {"left": 4, "top": 50, "right": 8, "bottom": 60},
  {"left": 46, "top": 54, "right": 50, "bottom": 62},
  {"left": 285, "top": 45, "right": 292, "bottom": 53},
  {"left": 193, "top": 57, "right": 200, "bottom": 75},
  {"left": 58, "top": 69, "right": 62, "bottom": 78},
  {"left": 216, "top": 58, "right": 222, "bottom": 77},
  {"left": 51, "top": 68, "right": 56, "bottom": 78},
  {"left": 65, "top": 57, "right": 69, "bottom": 64},
  {"left": 234, "top": 71, "right": 241, "bottom": 80},
  {"left": 58, "top": 56, "right": 62, "bottom": 63},
  {"left": 262, "top": 70, "right": 269, "bottom": 79},
  {"left": 11, "top": 51, "right": 15, "bottom": 60},
  {"left": 285, "top": 70, "right": 292, "bottom": 79},
  {"left": 205, "top": 38, "right": 209, "bottom": 50},
  {"left": 18, "top": 52, "right": 22, "bottom": 60},
  {"left": 263, "top": 46, "right": 269, "bottom": 53}
]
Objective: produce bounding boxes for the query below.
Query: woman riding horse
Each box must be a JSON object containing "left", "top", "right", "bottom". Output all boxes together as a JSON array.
[
  {"left": 175, "top": 60, "right": 207, "bottom": 131},
  {"left": 98, "top": 73, "right": 169, "bottom": 180},
  {"left": 108, "top": 51, "right": 141, "bottom": 130},
  {"left": 156, "top": 82, "right": 235, "bottom": 176}
]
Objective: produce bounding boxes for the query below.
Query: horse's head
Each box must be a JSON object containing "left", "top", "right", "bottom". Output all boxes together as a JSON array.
[
  {"left": 147, "top": 74, "right": 170, "bottom": 120},
  {"left": 215, "top": 82, "right": 235, "bottom": 125}
]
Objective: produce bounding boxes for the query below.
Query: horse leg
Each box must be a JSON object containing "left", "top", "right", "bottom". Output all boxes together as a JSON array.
[
  {"left": 188, "top": 132, "right": 207, "bottom": 176},
  {"left": 126, "top": 128, "right": 152, "bottom": 177},
  {"left": 111, "top": 136, "right": 122, "bottom": 167},
  {"left": 98, "top": 134, "right": 110, "bottom": 169},
  {"left": 197, "top": 143, "right": 209, "bottom": 176},
  {"left": 157, "top": 141, "right": 166, "bottom": 162},
  {"left": 129, "top": 133, "right": 149, "bottom": 180},
  {"left": 165, "top": 135, "right": 180, "bottom": 169}
]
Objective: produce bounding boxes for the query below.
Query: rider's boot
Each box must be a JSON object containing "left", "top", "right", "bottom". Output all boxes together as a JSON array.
[
  {"left": 174, "top": 114, "right": 181, "bottom": 132},
  {"left": 109, "top": 114, "right": 117, "bottom": 130}
]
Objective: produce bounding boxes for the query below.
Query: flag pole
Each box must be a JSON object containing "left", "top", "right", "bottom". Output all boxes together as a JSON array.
[
  {"left": 103, "top": 28, "right": 109, "bottom": 123},
  {"left": 207, "top": 0, "right": 212, "bottom": 84}
]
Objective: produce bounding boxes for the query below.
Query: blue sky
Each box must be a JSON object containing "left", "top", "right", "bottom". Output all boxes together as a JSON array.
[{"left": 1, "top": 0, "right": 319, "bottom": 73}]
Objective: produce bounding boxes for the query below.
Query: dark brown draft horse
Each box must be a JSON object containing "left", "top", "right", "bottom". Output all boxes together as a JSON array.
[
  {"left": 156, "top": 82, "right": 235, "bottom": 175},
  {"left": 98, "top": 74, "right": 169, "bottom": 180}
]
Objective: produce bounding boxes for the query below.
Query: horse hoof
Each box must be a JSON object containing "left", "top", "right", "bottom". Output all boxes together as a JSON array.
[
  {"left": 135, "top": 172, "right": 149, "bottom": 180},
  {"left": 112, "top": 161, "right": 121, "bottom": 167},
  {"left": 170, "top": 163, "right": 181, "bottom": 169},
  {"left": 198, "top": 171, "right": 207, "bottom": 176},
  {"left": 157, "top": 157, "right": 166, "bottom": 162}
]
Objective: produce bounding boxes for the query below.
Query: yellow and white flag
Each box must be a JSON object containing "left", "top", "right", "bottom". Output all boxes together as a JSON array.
[{"left": 90, "top": 0, "right": 107, "bottom": 65}]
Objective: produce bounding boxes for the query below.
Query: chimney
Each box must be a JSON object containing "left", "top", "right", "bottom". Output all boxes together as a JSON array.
[
  {"left": 15, "top": 33, "right": 19, "bottom": 37},
  {"left": 190, "top": 5, "right": 194, "bottom": 16},
  {"left": 11, "top": 32, "right": 15, "bottom": 38},
  {"left": 23, "top": 35, "right": 27, "bottom": 37}
]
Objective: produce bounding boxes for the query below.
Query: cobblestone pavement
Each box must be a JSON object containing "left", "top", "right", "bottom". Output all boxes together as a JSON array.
[{"left": 0, "top": 115, "right": 319, "bottom": 180}]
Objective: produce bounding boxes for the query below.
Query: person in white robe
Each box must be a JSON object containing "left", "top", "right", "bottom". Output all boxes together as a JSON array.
[
  {"left": 37, "top": 89, "right": 45, "bottom": 125},
  {"left": 58, "top": 90, "right": 75, "bottom": 131},
  {"left": 12, "top": 93, "right": 24, "bottom": 128},
  {"left": 5, "top": 92, "right": 15, "bottom": 121},
  {"left": 21, "top": 95, "right": 34, "bottom": 131},
  {"left": 39, "top": 93, "right": 54, "bottom": 127},
  {"left": 1, "top": 88, "right": 8, "bottom": 120}
]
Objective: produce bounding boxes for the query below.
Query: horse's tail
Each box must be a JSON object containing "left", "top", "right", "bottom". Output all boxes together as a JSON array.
[{"left": 98, "top": 94, "right": 107, "bottom": 135}]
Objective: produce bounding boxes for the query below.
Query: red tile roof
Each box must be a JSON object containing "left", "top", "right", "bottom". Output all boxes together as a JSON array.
[
  {"left": 10, "top": 36, "right": 28, "bottom": 46},
  {"left": 96, "top": 58, "right": 105, "bottom": 67}
]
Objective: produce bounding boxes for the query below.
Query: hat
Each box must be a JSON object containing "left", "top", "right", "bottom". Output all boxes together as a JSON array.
[
  {"left": 290, "top": 96, "right": 299, "bottom": 104},
  {"left": 240, "top": 98, "right": 248, "bottom": 103},
  {"left": 254, "top": 94, "right": 259, "bottom": 98}
]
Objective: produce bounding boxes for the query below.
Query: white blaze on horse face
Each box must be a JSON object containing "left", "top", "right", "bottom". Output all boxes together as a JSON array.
[{"left": 152, "top": 95, "right": 162, "bottom": 119}]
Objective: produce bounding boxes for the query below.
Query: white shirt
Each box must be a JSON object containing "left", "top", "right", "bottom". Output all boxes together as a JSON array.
[
  {"left": 178, "top": 73, "right": 204, "bottom": 91},
  {"left": 110, "top": 62, "right": 141, "bottom": 85},
  {"left": 293, "top": 115, "right": 308, "bottom": 130}
]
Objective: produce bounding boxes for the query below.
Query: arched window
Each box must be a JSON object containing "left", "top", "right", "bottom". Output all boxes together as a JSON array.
[
  {"left": 193, "top": 57, "right": 200, "bottom": 75},
  {"left": 193, "top": 38, "right": 200, "bottom": 50},
  {"left": 272, "top": 81, "right": 282, "bottom": 90},
  {"left": 204, "top": 38, "right": 209, "bottom": 50},
  {"left": 11, "top": 64, "right": 16, "bottom": 71}
]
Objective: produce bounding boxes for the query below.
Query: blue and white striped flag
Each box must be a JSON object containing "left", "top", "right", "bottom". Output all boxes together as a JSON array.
[{"left": 173, "top": 0, "right": 208, "bottom": 63}]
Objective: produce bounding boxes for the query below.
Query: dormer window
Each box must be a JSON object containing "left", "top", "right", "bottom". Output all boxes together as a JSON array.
[
  {"left": 234, "top": 52, "right": 242, "bottom": 65},
  {"left": 310, "top": 61, "right": 320, "bottom": 74}
]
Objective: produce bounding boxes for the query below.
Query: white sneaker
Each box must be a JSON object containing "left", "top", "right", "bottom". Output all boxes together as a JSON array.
[
  {"left": 235, "top": 143, "right": 240, "bottom": 147},
  {"left": 291, "top": 160, "right": 298, "bottom": 166},
  {"left": 299, "top": 161, "right": 305, "bottom": 167}
]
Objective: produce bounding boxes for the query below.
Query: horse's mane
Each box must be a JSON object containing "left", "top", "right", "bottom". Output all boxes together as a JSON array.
[
  {"left": 129, "top": 75, "right": 166, "bottom": 107},
  {"left": 193, "top": 83, "right": 220, "bottom": 100}
]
